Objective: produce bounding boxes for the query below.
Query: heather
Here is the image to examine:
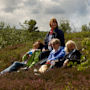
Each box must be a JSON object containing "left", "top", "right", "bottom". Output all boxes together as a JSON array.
[{"left": 0, "top": 31, "right": 90, "bottom": 90}]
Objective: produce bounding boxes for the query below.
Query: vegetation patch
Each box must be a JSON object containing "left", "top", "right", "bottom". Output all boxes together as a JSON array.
[{"left": 0, "top": 30, "right": 90, "bottom": 89}]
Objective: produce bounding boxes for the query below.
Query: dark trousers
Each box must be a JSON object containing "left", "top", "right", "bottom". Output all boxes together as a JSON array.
[
  {"left": 39, "top": 50, "right": 50, "bottom": 60},
  {"left": 38, "top": 50, "right": 50, "bottom": 65}
]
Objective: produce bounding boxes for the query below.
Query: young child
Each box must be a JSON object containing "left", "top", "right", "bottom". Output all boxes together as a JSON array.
[
  {"left": 0, "top": 41, "right": 44, "bottom": 75},
  {"left": 23, "top": 41, "right": 43, "bottom": 64},
  {"left": 38, "top": 38, "right": 65, "bottom": 73},
  {"left": 63, "top": 40, "right": 81, "bottom": 67}
]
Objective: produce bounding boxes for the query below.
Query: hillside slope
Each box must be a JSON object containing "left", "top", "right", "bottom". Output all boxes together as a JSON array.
[{"left": 0, "top": 31, "right": 90, "bottom": 90}]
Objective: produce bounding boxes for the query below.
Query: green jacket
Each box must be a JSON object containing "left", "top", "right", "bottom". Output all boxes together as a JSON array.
[{"left": 22, "top": 50, "right": 41, "bottom": 68}]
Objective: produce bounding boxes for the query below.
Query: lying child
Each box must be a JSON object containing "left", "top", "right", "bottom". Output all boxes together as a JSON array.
[{"left": 0, "top": 40, "right": 44, "bottom": 75}]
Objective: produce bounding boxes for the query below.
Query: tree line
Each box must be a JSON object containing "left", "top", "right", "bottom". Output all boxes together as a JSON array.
[{"left": 0, "top": 19, "right": 90, "bottom": 32}]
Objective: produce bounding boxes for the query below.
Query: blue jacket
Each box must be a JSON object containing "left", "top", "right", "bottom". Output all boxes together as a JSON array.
[
  {"left": 47, "top": 46, "right": 65, "bottom": 61},
  {"left": 44, "top": 27, "right": 65, "bottom": 49}
]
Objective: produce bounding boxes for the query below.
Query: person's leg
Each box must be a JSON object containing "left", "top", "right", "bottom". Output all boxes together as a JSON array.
[
  {"left": 0, "top": 61, "right": 26, "bottom": 74},
  {"left": 55, "top": 60, "right": 64, "bottom": 68},
  {"left": 38, "top": 58, "right": 47, "bottom": 65},
  {"left": 47, "top": 61, "right": 56, "bottom": 71},
  {"left": 39, "top": 50, "right": 50, "bottom": 60},
  {"left": 38, "top": 50, "right": 50, "bottom": 65}
]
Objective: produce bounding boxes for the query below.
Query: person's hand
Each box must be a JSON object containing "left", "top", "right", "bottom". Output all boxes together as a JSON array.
[
  {"left": 63, "top": 59, "right": 69, "bottom": 68},
  {"left": 48, "top": 41, "right": 52, "bottom": 46},
  {"left": 47, "top": 60, "right": 50, "bottom": 63},
  {"left": 28, "top": 54, "right": 32, "bottom": 57},
  {"left": 42, "top": 48, "right": 46, "bottom": 51},
  {"left": 50, "top": 60, "right": 55, "bottom": 66},
  {"left": 42, "top": 48, "right": 49, "bottom": 52}
]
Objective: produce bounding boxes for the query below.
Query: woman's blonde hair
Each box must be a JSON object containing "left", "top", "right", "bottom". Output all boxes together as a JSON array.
[
  {"left": 65, "top": 40, "right": 77, "bottom": 53},
  {"left": 49, "top": 18, "right": 58, "bottom": 27}
]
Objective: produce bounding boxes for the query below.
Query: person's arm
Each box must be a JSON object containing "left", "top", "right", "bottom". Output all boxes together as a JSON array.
[
  {"left": 52, "top": 49, "right": 65, "bottom": 61},
  {"left": 44, "top": 33, "right": 49, "bottom": 50},
  {"left": 63, "top": 59, "right": 69, "bottom": 67},
  {"left": 47, "top": 48, "right": 65, "bottom": 61},
  {"left": 57, "top": 30, "right": 65, "bottom": 47}
]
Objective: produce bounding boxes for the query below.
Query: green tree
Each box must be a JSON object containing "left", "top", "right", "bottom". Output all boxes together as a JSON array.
[
  {"left": 5, "top": 24, "right": 11, "bottom": 30},
  {"left": 59, "top": 19, "right": 71, "bottom": 33},
  {"left": 81, "top": 24, "right": 88, "bottom": 32},
  {"left": 88, "top": 22, "right": 90, "bottom": 31},
  {"left": 0, "top": 21, "right": 15, "bottom": 30},
  {"left": 81, "top": 22, "right": 90, "bottom": 32},
  {"left": 0, "top": 22, "right": 5, "bottom": 30},
  {"left": 21, "top": 19, "right": 38, "bottom": 32}
]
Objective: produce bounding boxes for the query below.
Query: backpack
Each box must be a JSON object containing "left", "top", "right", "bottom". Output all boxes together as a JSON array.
[{"left": 22, "top": 50, "right": 41, "bottom": 68}]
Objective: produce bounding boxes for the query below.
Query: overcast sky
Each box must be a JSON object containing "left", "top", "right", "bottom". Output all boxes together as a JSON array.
[{"left": 0, "top": 0, "right": 90, "bottom": 31}]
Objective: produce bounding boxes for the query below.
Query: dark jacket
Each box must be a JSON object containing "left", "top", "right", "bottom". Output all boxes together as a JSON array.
[
  {"left": 44, "top": 27, "right": 65, "bottom": 49},
  {"left": 56, "top": 49, "right": 81, "bottom": 67},
  {"left": 66, "top": 49, "right": 81, "bottom": 62},
  {"left": 60, "top": 49, "right": 81, "bottom": 63}
]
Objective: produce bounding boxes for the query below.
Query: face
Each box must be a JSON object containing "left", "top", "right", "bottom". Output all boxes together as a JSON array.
[
  {"left": 67, "top": 44, "right": 75, "bottom": 52},
  {"left": 52, "top": 43, "right": 60, "bottom": 50},
  {"left": 33, "top": 42, "right": 39, "bottom": 49},
  {"left": 50, "top": 21, "right": 57, "bottom": 29}
]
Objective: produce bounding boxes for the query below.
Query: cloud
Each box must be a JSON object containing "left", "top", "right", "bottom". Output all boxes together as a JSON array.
[
  {"left": 45, "top": 6, "right": 65, "bottom": 14},
  {"left": 1, "top": 0, "right": 21, "bottom": 12},
  {"left": 0, "top": 0, "right": 90, "bottom": 31}
]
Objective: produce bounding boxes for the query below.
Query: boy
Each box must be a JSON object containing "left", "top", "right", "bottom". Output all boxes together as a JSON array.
[{"left": 39, "top": 38, "right": 65, "bottom": 73}]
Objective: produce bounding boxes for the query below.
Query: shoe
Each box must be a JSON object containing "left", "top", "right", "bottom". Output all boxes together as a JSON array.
[
  {"left": 34, "top": 69, "right": 38, "bottom": 73},
  {"left": 20, "top": 67, "right": 28, "bottom": 71},
  {"left": 34, "top": 72, "right": 40, "bottom": 76}
]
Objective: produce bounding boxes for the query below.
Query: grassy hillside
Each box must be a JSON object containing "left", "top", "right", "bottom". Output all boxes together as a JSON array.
[{"left": 0, "top": 31, "right": 90, "bottom": 90}]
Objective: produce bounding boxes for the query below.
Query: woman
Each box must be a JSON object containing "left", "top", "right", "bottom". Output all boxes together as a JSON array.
[{"left": 39, "top": 18, "right": 65, "bottom": 61}]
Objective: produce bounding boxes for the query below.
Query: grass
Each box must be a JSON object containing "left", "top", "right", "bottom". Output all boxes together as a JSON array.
[
  {"left": 0, "top": 31, "right": 90, "bottom": 89},
  {"left": 0, "top": 67, "right": 90, "bottom": 90}
]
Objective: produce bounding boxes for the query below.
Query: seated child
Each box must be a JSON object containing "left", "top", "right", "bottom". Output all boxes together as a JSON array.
[
  {"left": 0, "top": 40, "right": 44, "bottom": 75},
  {"left": 37, "top": 38, "right": 65, "bottom": 73},
  {"left": 38, "top": 40, "right": 81, "bottom": 73},
  {"left": 63, "top": 40, "right": 81, "bottom": 67}
]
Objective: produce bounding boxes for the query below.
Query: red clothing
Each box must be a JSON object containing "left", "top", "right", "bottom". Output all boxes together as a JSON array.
[
  {"left": 46, "top": 62, "right": 51, "bottom": 65},
  {"left": 50, "top": 28, "right": 54, "bottom": 35}
]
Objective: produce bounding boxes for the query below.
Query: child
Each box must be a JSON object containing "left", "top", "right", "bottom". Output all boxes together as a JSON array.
[
  {"left": 0, "top": 41, "right": 44, "bottom": 75},
  {"left": 38, "top": 38, "right": 65, "bottom": 73},
  {"left": 23, "top": 41, "right": 43, "bottom": 64},
  {"left": 63, "top": 40, "right": 81, "bottom": 67}
]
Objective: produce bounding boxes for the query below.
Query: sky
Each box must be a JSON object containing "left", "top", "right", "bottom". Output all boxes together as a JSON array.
[{"left": 0, "top": 0, "right": 90, "bottom": 31}]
